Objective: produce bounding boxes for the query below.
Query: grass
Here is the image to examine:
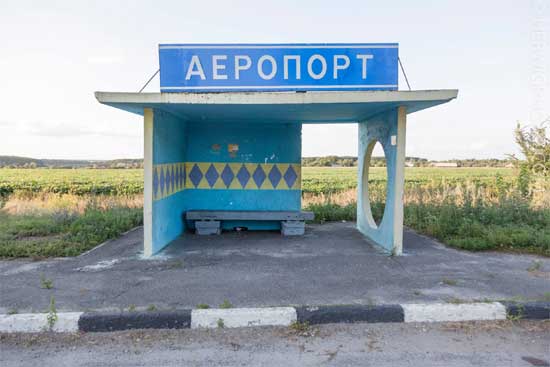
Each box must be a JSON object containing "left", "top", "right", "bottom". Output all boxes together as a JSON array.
[
  {"left": 0, "top": 206, "right": 142, "bottom": 258},
  {"left": 0, "top": 167, "right": 548, "bottom": 258},
  {"left": 219, "top": 299, "right": 233, "bottom": 309},
  {"left": 40, "top": 275, "right": 53, "bottom": 289},
  {"left": 442, "top": 278, "right": 458, "bottom": 286}
]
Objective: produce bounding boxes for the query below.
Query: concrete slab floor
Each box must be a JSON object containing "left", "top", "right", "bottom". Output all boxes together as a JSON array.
[{"left": 0, "top": 222, "right": 548, "bottom": 313}]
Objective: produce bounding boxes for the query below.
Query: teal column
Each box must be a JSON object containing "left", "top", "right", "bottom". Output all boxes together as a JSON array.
[{"left": 357, "top": 106, "right": 406, "bottom": 255}]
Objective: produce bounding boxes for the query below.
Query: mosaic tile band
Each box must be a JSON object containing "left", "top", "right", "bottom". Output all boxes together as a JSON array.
[{"left": 153, "top": 162, "right": 301, "bottom": 201}]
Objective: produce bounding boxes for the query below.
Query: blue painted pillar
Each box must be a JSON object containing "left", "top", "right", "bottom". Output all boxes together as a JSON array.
[{"left": 357, "top": 106, "right": 406, "bottom": 255}]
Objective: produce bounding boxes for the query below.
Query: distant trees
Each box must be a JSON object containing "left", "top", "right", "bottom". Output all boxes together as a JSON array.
[
  {"left": 512, "top": 118, "right": 549, "bottom": 176},
  {"left": 0, "top": 156, "right": 143, "bottom": 169}
]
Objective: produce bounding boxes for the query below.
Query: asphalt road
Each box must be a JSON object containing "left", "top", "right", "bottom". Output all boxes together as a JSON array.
[{"left": 1, "top": 320, "right": 548, "bottom": 367}]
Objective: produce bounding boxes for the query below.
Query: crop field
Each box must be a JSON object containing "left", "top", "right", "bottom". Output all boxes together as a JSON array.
[
  {"left": 0, "top": 167, "right": 515, "bottom": 197},
  {"left": 0, "top": 167, "right": 548, "bottom": 258}
]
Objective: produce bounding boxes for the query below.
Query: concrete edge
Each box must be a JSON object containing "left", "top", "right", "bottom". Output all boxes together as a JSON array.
[
  {"left": 402, "top": 302, "right": 507, "bottom": 323},
  {"left": 296, "top": 304, "right": 404, "bottom": 324},
  {"left": 0, "top": 302, "right": 548, "bottom": 333},
  {"left": 78, "top": 310, "right": 192, "bottom": 332},
  {"left": 78, "top": 226, "right": 143, "bottom": 258},
  {"left": 501, "top": 301, "right": 550, "bottom": 320},
  {"left": 191, "top": 307, "right": 296, "bottom": 329}
]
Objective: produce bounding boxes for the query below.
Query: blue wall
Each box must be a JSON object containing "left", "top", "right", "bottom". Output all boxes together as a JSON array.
[
  {"left": 183, "top": 122, "right": 302, "bottom": 230},
  {"left": 152, "top": 110, "right": 187, "bottom": 254},
  {"left": 150, "top": 115, "right": 303, "bottom": 254}
]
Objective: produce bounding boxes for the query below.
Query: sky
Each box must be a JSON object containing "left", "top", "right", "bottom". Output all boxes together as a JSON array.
[{"left": 0, "top": 0, "right": 548, "bottom": 160}]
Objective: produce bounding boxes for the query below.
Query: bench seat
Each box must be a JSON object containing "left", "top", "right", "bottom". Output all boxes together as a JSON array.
[{"left": 185, "top": 210, "right": 314, "bottom": 236}]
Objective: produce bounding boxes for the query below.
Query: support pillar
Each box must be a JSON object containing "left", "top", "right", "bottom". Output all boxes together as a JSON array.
[
  {"left": 357, "top": 106, "right": 407, "bottom": 255},
  {"left": 143, "top": 108, "right": 153, "bottom": 257}
]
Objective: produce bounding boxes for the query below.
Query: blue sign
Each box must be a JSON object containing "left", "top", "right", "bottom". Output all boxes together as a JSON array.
[{"left": 159, "top": 43, "right": 398, "bottom": 92}]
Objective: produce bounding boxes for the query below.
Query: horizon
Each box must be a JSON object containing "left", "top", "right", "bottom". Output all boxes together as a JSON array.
[
  {"left": 0, "top": 0, "right": 548, "bottom": 160},
  {"left": 0, "top": 154, "right": 514, "bottom": 163}
]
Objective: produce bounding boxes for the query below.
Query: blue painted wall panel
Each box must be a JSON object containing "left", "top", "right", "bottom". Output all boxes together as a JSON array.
[
  {"left": 183, "top": 122, "right": 302, "bottom": 219},
  {"left": 152, "top": 110, "right": 187, "bottom": 253},
  {"left": 185, "top": 122, "right": 301, "bottom": 163},
  {"left": 153, "top": 110, "right": 187, "bottom": 164},
  {"left": 152, "top": 191, "right": 186, "bottom": 253},
  {"left": 150, "top": 113, "right": 303, "bottom": 254}
]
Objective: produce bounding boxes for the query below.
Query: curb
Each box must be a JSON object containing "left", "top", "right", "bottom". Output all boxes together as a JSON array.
[{"left": 1, "top": 302, "right": 548, "bottom": 333}]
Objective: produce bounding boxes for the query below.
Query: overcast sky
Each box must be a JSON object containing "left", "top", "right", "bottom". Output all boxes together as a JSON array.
[{"left": 0, "top": 0, "right": 548, "bottom": 160}]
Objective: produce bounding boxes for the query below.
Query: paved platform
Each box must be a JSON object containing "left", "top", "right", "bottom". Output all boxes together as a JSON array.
[{"left": 0, "top": 223, "right": 548, "bottom": 313}]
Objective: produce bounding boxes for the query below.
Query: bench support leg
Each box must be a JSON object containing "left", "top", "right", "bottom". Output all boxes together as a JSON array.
[
  {"left": 195, "top": 221, "right": 221, "bottom": 235},
  {"left": 281, "top": 221, "right": 305, "bottom": 236}
]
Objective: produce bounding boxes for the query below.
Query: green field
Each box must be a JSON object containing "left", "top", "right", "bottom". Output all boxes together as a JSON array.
[
  {"left": 0, "top": 167, "right": 548, "bottom": 258},
  {"left": 0, "top": 167, "right": 515, "bottom": 197}
]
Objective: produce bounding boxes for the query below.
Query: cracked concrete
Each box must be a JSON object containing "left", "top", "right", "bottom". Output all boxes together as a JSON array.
[{"left": 0, "top": 222, "right": 548, "bottom": 313}]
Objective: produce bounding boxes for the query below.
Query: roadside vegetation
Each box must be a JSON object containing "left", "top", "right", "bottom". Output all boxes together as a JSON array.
[
  {"left": 0, "top": 193, "right": 142, "bottom": 258},
  {"left": 0, "top": 122, "right": 547, "bottom": 258}
]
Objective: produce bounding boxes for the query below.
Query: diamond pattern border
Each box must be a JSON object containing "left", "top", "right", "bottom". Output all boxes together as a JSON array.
[
  {"left": 153, "top": 162, "right": 301, "bottom": 201},
  {"left": 153, "top": 162, "right": 186, "bottom": 201},
  {"left": 184, "top": 162, "right": 301, "bottom": 191}
]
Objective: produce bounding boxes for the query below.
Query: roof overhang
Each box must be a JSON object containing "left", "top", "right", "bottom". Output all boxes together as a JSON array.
[{"left": 95, "top": 90, "right": 458, "bottom": 124}]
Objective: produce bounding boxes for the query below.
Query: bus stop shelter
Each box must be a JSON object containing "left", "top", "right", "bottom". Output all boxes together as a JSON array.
[
  {"left": 96, "top": 43, "right": 457, "bottom": 257},
  {"left": 96, "top": 90, "right": 457, "bottom": 257}
]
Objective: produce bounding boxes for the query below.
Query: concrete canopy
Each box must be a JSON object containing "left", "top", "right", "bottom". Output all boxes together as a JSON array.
[{"left": 95, "top": 90, "right": 458, "bottom": 123}]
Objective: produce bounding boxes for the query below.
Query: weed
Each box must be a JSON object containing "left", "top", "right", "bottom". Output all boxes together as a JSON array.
[
  {"left": 46, "top": 296, "right": 58, "bottom": 331},
  {"left": 196, "top": 303, "right": 210, "bottom": 309},
  {"left": 219, "top": 299, "right": 233, "bottom": 309},
  {"left": 288, "top": 321, "right": 317, "bottom": 337},
  {"left": 507, "top": 308, "right": 524, "bottom": 322},
  {"left": 146, "top": 304, "right": 157, "bottom": 312},
  {"left": 127, "top": 304, "right": 136, "bottom": 312},
  {"left": 542, "top": 292, "right": 550, "bottom": 302},
  {"left": 413, "top": 290, "right": 422, "bottom": 296},
  {"left": 446, "top": 297, "right": 465, "bottom": 304},
  {"left": 527, "top": 260, "right": 543, "bottom": 272},
  {"left": 217, "top": 318, "right": 225, "bottom": 328},
  {"left": 289, "top": 321, "right": 310, "bottom": 333},
  {"left": 442, "top": 278, "right": 458, "bottom": 286},
  {"left": 40, "top": 274, "right": 53, "bottom": 289},
  {"left": 167, "top": 260, "right": 183, "bottom": 269},
  {"left": 7, "top": 308, "right": 18, "bottom": 315}
]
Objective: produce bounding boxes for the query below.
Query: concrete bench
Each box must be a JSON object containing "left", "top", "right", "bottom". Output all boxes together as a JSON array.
[{"left": 185, "top": 210, "right": 314, "bottom": 236}]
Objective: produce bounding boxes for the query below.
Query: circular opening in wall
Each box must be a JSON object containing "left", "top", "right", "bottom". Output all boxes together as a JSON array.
[{"left": 361, "top": 140, "right": 388, "bottom": 228}]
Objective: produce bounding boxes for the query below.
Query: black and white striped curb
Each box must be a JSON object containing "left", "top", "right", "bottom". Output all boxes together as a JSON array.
[{"left": 1, "top": 302, "right": 548, "bottom": 333}]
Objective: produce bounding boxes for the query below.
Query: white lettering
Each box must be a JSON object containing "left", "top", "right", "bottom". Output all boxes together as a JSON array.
[
  {"left": 185, "top": 55, "right": 206, "bottom": 80},
  {"left": 234, "top": 55, "right": 252, "bottom": 80},
  {"left": 257, "top": 55, "right": 277, "bottom": 80},
  {"left": 307, "top": 54, "right": 327, "bottom": 80},
  {"left": 333, "top": 55, "right": 350, "bottom": 79},
  {"left": 212, "top": 55, "right": 227, "bottom": 80},
  {"left": 356, "top": 54, "right": 373, "bottom": 79},
  {"left": 283, "top": 55, "right": 301, "bottom": 80}
]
